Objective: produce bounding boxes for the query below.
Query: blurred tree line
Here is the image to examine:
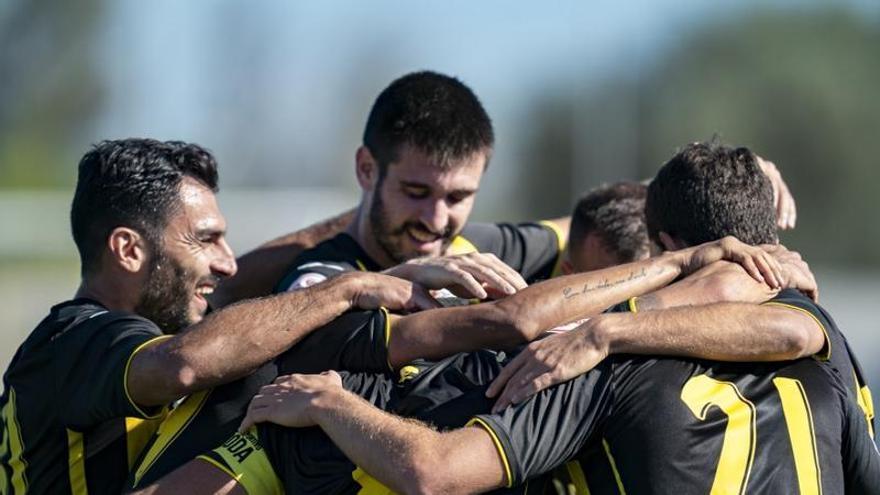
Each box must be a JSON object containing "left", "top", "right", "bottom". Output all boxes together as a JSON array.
[
  {"left": 517, "top": 9, "right": 879, "bottom": 267},
  {"left": 0, "top": 0, "right": 104, "bottom": 188},
  {"left": 1, "top": 4, "right": 877, "bottom": 267}
]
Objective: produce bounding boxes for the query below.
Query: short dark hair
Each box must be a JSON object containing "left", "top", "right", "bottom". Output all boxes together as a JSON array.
[
  {"left": 571, "top": 181, "right": 650, "bottom": 263},
  {"left": 646, "top": 141, "right": 777, "bottom": 247},
  {"left": 363, "top": 71, "right": 494, "bottom": 174},
  {"left": 71, "top": 138, "right": 219, "bottom": 275}
]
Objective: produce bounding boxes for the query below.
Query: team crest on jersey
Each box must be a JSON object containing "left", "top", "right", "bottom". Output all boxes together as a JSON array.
[{"left": 287, "top": 272, "right": 328, "bottom": 291}]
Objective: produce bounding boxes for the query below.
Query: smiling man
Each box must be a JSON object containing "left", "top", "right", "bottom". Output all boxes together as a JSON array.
[
  {"left": 268, "top": 71, "right": 568, "bottom": 299},
  {"left": 0, "top": 139, "right": 429, "bottom": 495}
]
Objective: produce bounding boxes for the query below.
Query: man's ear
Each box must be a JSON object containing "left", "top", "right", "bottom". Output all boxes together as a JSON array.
[
  {"left": 560, "top": 258, "right": 574, "bottom": 276},
  {"left": 355, "top": 146, "right": 380, "bottom": 191},
  {"left": 107, "top": 227, "right": 148, "bottom": 273},
  {"left": 658, "top": 231, "right": 687, "bottom": 252}
]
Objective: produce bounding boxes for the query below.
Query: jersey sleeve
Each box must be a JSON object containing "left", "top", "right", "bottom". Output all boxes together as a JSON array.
[
  {"left": 762, "top": 289, "right": 834, "bottom": 361},
  {"left": 841, "top": 386, "right": 880, "bottom": 493},
  {"left": 275, "top": 309, "right": 392, "bottom": 375},
  {"left": 469, "top": 361, "right": 615, "bottom": 487},
  {"left": 459, "top": 222, "right": 564, "bottom": 283},
  {"left": 55, "top": 312, "right": 166, "bottom": 429},
  {"left": 197, "top": 428, "right": 283, "bottom": 495}
]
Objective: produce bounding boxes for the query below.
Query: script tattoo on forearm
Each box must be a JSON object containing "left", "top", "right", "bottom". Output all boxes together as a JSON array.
[{"left": 561, "top": 267, "right": 651, "bottom": 300}]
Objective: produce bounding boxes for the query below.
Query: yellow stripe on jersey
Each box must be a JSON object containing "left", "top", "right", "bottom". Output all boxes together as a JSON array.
[
  {"left": 466, "top": 418, "right": 513, "bottom": 488},
  {"left": 132, "top": 389, "right": 210, "bottom": 486},
  {"left": 125, "top": 416, "right": 164, "bottom": 470},
  {"left": 1, "top": 389, "right": 28, "bottom": 494},
  {"left": 66, "top": 429, "right": 88, "bottom": 495},
  {"left": 601, "top": 439, "right": 627, "bottom": 495},
  {"left": 0, "top": 422, "right": 7, "bottom": 495},
  {"left": 123, "top": 335, "right": 175, "bottom": 419},
  {"left": 565, "top": 461, "right": 591, "bottom": 495},
  {"left": 352, "top": 467, "right": 396, "bottom": 494},
  {"left": 773, "top": 378, "right": 822, "bottom": 495},
  {"left": 355, "top": 259, "right": 368, "bottom": 271},
  {"left": 202, "top": 428, "right": 282, "bottom": 495},
  {"left": 761, "top": 302, "right": 831, "bottom": 361},
  {"left": 447, "top": 236, "right": 478, "bottom": 255},
  {"left": 539, "top": 220, "right": 568, "bottom": 278},
  {"left": 854, "top": 372, "right": 876, "bottom": 438},
  {"left": 627, "top": 297, "right": 639, "bottom": 314}
]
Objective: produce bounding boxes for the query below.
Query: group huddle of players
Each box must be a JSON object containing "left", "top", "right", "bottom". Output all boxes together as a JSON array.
[{"left": 0, "top": 71, "right": 877, "bottom": 494}]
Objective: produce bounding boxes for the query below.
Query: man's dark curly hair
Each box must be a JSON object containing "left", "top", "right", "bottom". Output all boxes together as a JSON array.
[
  {"left": 363, "top": 70, "right": 494, "bottom": 175},
  {"left": 71, "top": 138, "right": 219, "bottom": 275},
  {"left": 571, "top": 181, "right": 650, "bottom": 263},
  {"left": 646, "top": 141, "right": 777, "bottom": 247}
]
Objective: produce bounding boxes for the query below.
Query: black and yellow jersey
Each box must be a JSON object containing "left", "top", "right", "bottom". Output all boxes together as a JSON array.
[
  {"left": 274, "top": 221, "right": 566, "bottom": 292},
  {"left": 128, "top": 309, "right": 395, "bottom": 488},
  {"left": 765, "top": 290, "right": 876, "bottom": 437},
  {"left": 0, "top": 299, "right": 168, "bottom": 494},
  {"left": 198, "top": 349, "right": 518, "bottom": 494},
  {"left": 610, "top": 288, "right": 874, "bottom": 436},
  {"left": 473, "top": 353, "right": 880, "bottom": 493}
]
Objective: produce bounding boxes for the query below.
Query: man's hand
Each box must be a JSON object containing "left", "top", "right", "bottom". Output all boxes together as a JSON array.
[
  {"left": 486, "top": 319, "right": 609, "bottom": 412},
  {"left": 757, "top": 155, "right": 797, "bottom": 229},
  {"left": 646, "top": 261, "right": 779, "bottom": 309},
  {"left": 341, "top": 272, "right": 439, "bottom": 312},
  {"left": 762, "top": 244, "right": 818, "bottom": 301},
  {"left": 383, "top": 253, "right": 527, "bottom": 300},
  {"left": 239, "top": 371, "right": 343, "bottom": 431},
  {"left": 682, "top": 236, "right": 783, "bottom": 288}
]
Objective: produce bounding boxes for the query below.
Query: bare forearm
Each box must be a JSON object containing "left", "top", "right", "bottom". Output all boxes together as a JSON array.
[
  {"left": 130, "top": 276, "right": 357, "bottom": 405},
  {"left": 601, "top": 303, "right": 823, "bottom": 361},
  {"left": 388, "top": 252, "right": 683, "bottom": 366},
  {"left": 311, "top": 389, "right": 502, "bottom": 494},
  {"left": 211, "top": 208, "right": 355, "bottom": 307}
]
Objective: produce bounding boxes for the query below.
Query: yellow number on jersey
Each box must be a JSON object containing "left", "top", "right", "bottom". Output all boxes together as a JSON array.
[
  {"left": 681, "top": 375, "right": 821, "bottom": 495},
  {"left": 681, "top": 375, "right": 756, "bottom": 494}
]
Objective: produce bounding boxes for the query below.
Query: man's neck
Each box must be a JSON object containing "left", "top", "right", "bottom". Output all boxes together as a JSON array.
[{"left": 75, "top": 275, "right": 138, "bottom": 313}]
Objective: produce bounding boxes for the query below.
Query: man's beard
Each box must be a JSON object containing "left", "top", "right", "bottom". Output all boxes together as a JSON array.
[
  {"left": 134, "top": 249, "right": 193, "bottom": 334},
  {"left": 369, "top": 188, "right": 454, "bottom": 265}
]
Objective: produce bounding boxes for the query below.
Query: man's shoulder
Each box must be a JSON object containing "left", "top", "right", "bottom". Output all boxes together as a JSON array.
[
  {"left": 276, "top": 233, "right": 369, "bottom": 292},
  {"left": 19, "top": 299, "right": 155, "bottom": 352}
]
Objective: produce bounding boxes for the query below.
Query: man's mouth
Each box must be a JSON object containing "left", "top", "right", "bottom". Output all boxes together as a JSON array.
[
  {"left": 406, "top": 225, "right": 442, "bottom": 244},
  {"left": 193, "top": 284, "right": 215, "bottom": 306}
]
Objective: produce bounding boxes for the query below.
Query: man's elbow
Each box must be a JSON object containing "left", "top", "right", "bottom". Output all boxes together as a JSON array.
[
  {"left": 777, "top": 319, "right": 823, "bottom": 360},
  {"left": 130, "top": 350, "right": 198, "bottom": 407},
  {"left": 404, "top": 459, "right": 458, "bottom": 495}
]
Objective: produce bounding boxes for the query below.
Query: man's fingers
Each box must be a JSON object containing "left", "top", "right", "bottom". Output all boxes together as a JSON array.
[
  {"left": 756, "top": 252, "right": 781, "bottom": 289},
  {"left": 509, "top": 374, "right": 555, "bottom": 406},
  {"left": 487, "top": 353, "right": 527, "bottom": 398},
  {"left": 410, "top": 284, "right": 441, "bottom": 311},
  {"left": 478, "top": 254, "right": 528, "bottom": 291},
  {"left": 740, "top": 256, "right": 764, "bottom": 284},
  {"left": 459, "top": 261, "right": 517, "bottom": 296},
  {"left": 444, "top": 267, "right": 487, "bottom": 299}
]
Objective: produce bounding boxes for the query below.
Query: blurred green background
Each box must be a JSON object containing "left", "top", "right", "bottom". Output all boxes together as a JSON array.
[{"left": 1, "top": 2, "right": 878, "bottom": 389}]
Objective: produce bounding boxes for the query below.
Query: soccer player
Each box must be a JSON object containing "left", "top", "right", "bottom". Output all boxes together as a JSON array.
[
  {"left": 216, "top": 70, "right": 571, "bottom": 307},
  {"left": 234, "top": 142, "right": 878, "bottom": 494},
  {"left": 129, "top": 229, "right": 794, "bottom": 489},
  {"left": 561, "top": 181, "right": 650, "bottom": 273},
  {"left": 0, "top": 139, "right": 430, "bottom": 495}
]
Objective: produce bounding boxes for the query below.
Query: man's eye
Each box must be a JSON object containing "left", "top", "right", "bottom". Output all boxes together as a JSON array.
[
  {"left": 447, "top": 193, "right": 470, "bottom": 204},
  {"left": 404, "top": 188, "right": 429, "bottom": 199}
]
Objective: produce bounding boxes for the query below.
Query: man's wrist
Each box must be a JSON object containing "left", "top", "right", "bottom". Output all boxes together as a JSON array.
[
  {"left": 582, "top": 314, "right": 615, "bottom": 357},
  {"left": 333, "top": 272, "right": 363, "bottom": 310},
  {"left": 309, "top": 386, "right": 351, "bottom": 422}
]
